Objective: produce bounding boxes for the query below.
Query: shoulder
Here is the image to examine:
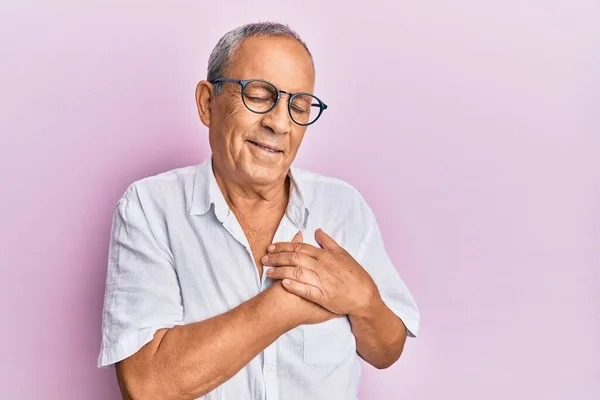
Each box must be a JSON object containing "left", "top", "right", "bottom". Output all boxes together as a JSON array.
[
  {"left": 291, "top": 166, "right": 375, "bottom": 224},
  {"left": 118, "top": 165, "right": 197, "bottom": 213}
]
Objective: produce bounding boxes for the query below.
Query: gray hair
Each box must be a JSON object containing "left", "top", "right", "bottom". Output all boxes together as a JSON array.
[{"left": 207, "top": 22, "right": 314, "bottom": 95}]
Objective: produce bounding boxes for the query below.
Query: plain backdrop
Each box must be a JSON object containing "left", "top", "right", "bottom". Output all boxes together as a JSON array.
[{"left": 1, "top": 1, "right": 598, "bottom": 399}]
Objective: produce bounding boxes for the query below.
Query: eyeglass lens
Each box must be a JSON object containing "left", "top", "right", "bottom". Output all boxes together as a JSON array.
[{"left": 242, "top": 80, "right": 321, "bottom": 125}]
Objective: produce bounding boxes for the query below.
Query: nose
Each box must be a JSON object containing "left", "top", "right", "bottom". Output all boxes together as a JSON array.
[{"left": 260, "top": 93, "right": 292, "bottom": 135}]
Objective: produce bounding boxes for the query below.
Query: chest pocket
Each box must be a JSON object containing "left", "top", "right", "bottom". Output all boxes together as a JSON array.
[{"left": 302, "top": 315, "right": 356, "bottom": 365}]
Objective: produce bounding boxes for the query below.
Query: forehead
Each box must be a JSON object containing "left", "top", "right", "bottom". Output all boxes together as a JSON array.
[{"left": 226, "top": 36, "right": 315, "bottom": 94}]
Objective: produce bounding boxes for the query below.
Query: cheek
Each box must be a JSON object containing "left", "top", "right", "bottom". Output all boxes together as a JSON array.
[
  {"left": 231, "top": 117, "right": 262, "bottom": 148},
  {"left": 224, "top": 97, "right": 246, "bottom": 120},
  {"left": 290, "top": 128, "right": 307, "bottom": 152},
  {"left": 219, "top": 101, "right": 256, "bottom": 143}
]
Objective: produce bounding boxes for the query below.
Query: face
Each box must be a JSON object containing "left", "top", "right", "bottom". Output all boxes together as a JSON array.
[{"left": 196, "top": 36, "right": 316, "bottom": 187}]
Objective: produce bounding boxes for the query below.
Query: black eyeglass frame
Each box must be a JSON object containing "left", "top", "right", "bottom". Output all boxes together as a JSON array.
[{"left": 210, "top": 78, "right": 328, "bottom": 126}]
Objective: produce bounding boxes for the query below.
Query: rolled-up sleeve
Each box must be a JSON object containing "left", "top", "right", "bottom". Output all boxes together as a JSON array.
[
  {"left": 356, "top": 207, "right": 420, "bottom": 338},
  {"left": 97, "top": 185, "right": 183, "bottom": 368}
]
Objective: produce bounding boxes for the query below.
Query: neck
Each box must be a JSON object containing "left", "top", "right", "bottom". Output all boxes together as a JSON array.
[{"left": 212, "top": 159, "right": 290, "bottom": 215}]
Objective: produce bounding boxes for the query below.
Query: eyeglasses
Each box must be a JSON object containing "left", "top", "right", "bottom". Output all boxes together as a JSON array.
[{"left": 210, "top": 78, "right": 328, "bottom": 126}]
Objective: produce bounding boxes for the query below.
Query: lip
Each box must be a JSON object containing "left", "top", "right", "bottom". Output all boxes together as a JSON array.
[{"left": 247, "top": 140, "right": 284, "bottom": 153}]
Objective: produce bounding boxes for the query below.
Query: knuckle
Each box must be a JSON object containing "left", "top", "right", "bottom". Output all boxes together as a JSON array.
[
  {"left": 294, "top": 266, "right": 303, "bottom": 280},
  {"left": 304, "top": 285, "right": 313, "bottom": 298},
  {"left": 292, "top": 242, "right": 303, "bottom": 252},
  {"left": 291, "top": 251, "right": 301, "bottom": 264}
]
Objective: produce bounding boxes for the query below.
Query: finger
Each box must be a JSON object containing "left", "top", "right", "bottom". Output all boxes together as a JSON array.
[
  {"left": 291, "top": 230, "right": 303, "bottom": 243},
  {"left": 262, "top": 251, "right": 317, "bottom": 268},
  {"left": 282, "top": 279, "right": 324, "bottom": 304},
  {"left": 267, "top": 265, "right": 320, "bottom": 286},
  {"left": 315, "top": 228, "right": 341, "bottom": 251},
  {"left": 267, "top": 241, "right": 322, "bottom": 257}
]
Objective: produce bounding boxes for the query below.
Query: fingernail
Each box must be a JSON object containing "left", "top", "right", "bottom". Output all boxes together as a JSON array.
[
  {"left": 283, "top": 279, "right": 291, "bottom": 285},
  {"left": 268, "top": 244, "right": 275, "bottom": 252},
  {"left": 262, "top": 255, "right": 268, "bottom": 263}
]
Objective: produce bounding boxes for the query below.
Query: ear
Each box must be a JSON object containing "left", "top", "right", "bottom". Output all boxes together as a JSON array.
[{"left": 195, "top": 80, "right": 213, "bottom": 128}]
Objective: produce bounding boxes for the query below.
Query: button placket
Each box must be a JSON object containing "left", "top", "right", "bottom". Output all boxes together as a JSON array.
[{"left": 263, "top": 342, "right": 279, "bottom": 400}]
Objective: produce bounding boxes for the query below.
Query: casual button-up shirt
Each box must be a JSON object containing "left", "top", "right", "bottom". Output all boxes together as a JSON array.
[{"left": 98, "top": 155, "right": 420, "bottom": 400}]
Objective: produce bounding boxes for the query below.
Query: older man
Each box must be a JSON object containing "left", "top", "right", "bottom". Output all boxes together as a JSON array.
[{"left": 98, "top": 22, "right": 419, "bottom": 400}]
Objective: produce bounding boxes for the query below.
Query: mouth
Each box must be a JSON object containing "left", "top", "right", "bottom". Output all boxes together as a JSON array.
[{"left": 247, "top": 140, "right": 283, "bottom": 154}]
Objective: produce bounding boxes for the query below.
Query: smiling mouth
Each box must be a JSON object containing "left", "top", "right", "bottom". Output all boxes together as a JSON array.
[{"left": 247, "top": 140, "right": 283, "bottom": 153}]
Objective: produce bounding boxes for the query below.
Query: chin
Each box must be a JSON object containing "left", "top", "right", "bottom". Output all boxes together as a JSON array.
[
  {"left": 241, "top": 159, "right": 286, "bottom": 185},
  {"left": 246, "top": 166, "right": 283, "bottom": 185}
]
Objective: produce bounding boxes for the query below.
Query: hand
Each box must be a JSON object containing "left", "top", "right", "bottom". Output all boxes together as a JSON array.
[
  {"left": 265, "top": 231, "right": 341, "bottom": 326},
  {"left": 267, "top": 280, "right": 340, "bottom": 326},
  {"left": 263, "top": 228, "right": 379, "bottom": 316}
]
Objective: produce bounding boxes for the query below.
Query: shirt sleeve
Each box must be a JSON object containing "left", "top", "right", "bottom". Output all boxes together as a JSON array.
[
  {"left": 356, "top": 205, "right": 420, "bottom": 338},
  {"left": 97, "top": 185, "right": 184, "bottom": 368}
]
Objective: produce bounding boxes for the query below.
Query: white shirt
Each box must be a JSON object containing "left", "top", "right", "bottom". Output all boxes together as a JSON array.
[{"left": 97, "top": 155, "right": 420, "bottom": 400}]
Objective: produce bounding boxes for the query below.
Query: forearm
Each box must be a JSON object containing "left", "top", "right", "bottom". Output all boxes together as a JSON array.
[
  {"left": 117, "top": 285, "right": 296, "bottom": 399},
  {"left": 349, "top": 293, "right": 407, "bottom": 369}
]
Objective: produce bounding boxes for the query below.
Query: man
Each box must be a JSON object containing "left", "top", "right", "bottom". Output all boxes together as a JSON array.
[{"left": 98, "top": 22, "right": 419, "bottom": 400}]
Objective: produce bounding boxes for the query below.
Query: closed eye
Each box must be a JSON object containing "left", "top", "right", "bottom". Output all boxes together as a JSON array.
[
  {"left": 246, "top": 96, "right": 271, "bottom": 102},
  {"left": 291, "top": 105, "right": 308, "bottom": 114}
]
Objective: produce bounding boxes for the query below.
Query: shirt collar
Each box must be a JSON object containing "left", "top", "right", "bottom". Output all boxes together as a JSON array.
[{"left": 190, "top": 155, "right": 309, "bottom": 229}]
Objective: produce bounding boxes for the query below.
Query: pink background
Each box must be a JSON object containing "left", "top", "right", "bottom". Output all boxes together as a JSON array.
[{"left": 1, "top": 1, "right": 598, "bottom": 399}]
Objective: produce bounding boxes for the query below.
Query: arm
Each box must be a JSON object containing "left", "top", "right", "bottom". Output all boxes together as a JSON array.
[
  {"left": 100, "top": 194, "right": 334, "bottom": 400},
  {"left": 347, "top": 208, "right": 420, "bottom": 369},
  {"left": 347, "top": 289, "right": 408, "bottom": 369},
  {"left": 117, "top": 281, "right": 298, "bottom": 400}
]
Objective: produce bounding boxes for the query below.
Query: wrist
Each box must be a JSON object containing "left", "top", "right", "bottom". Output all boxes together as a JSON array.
[
  {"left": 349, "top": 284, "right": 383, "bottom": 321},
  {"left": 263, "top": 281, "right": 303, "bottom": 329}
]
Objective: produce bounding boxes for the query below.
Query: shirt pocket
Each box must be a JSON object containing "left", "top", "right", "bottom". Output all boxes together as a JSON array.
[{"left": 302, "top": 316, "right": 356, "bottom": 365}]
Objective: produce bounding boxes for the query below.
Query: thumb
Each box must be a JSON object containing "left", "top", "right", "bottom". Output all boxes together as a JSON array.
[
  {"left": 315, "top": 228, "right": 339, "bottom": 251},
  {"left": 292, "top": 230, "right": 304, "bottom": 243}
]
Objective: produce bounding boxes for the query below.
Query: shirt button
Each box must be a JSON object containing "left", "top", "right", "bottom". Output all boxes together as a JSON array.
[{"left": 264, "top": 362, "right": 276, "bottom": 374}]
